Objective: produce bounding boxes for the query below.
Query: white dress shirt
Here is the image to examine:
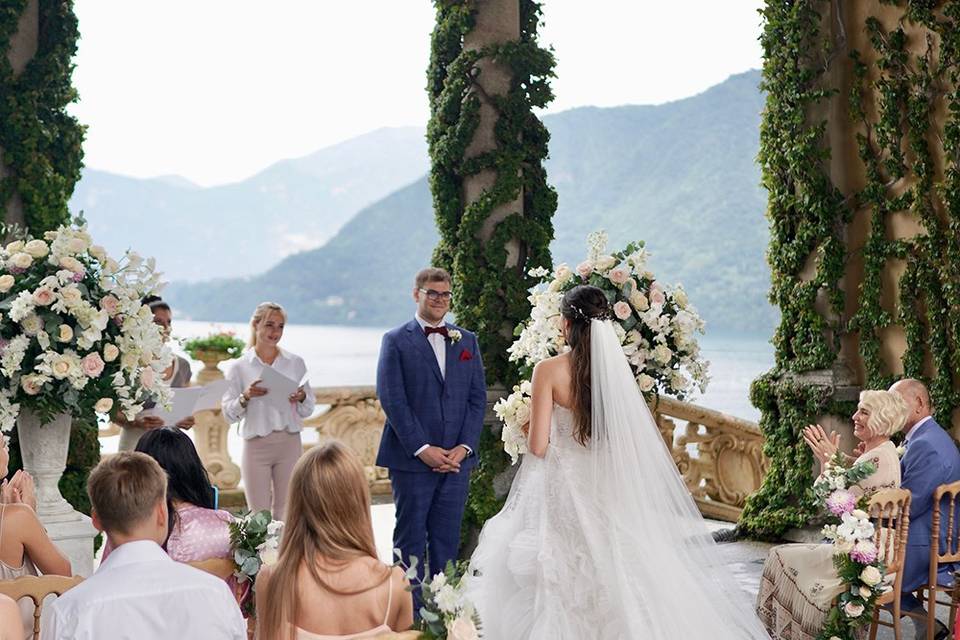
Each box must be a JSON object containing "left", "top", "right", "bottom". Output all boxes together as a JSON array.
[
  {"left": 412, "top": 315, "right": 471, "bottom": 458},
  {"left": 221, "top": 348, "right": 316, "bottom": 439},
  {"left": 42, "top": 540, "right": 246, "bottom": 640}
]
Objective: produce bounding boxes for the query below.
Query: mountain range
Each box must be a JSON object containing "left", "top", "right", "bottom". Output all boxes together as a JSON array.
[{"left": 77, "top": 70, "right": 776, "bottom": 333}]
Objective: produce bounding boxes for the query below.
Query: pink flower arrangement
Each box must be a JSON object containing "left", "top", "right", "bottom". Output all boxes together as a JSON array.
[
  {"left": 826, "top": 489, "right": 857, "bottom": 516},
  {"left": 850, "top": 540, "right": 878, "bottom": 564}
]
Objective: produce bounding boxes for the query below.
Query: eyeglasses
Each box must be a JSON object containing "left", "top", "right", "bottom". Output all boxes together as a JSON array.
[{"left": 419, "top": 288, "right": 453, "bottom": 302}]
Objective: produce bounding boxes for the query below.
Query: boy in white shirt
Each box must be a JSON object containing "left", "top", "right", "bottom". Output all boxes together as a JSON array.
[{"left": 42, "top": 452, "right": 246, "bottom": 640}]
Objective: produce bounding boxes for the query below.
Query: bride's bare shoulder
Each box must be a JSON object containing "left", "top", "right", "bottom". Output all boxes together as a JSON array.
[{"left": 533, "top": 352, "right": 571, "bottom": 374}]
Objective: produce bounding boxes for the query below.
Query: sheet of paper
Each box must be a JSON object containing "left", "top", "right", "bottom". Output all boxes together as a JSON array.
[
  {"left": 256, "top": 365, "right": 303, "bottom": 414},
  {"left": 196, "top": 379, "right": 229, "bottom": 413},
  {"left": 149, "top": 386, "right": 206, "bottom": 427}
]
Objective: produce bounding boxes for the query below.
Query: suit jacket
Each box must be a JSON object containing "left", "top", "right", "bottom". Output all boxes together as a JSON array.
[
  {"left": 375, "top": 319, "right": 487, "bottom": 473},
  {"left": 900, "top": 417, "right": 960, "bottom": 591}
]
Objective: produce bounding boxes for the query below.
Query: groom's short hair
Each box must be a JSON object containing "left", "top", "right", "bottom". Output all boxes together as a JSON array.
[
  {"left": 415, "top": 267, "right": 451, "bottom": 289},
  {"left": 88, "top": 452, "right": 166, "bottom": 534}
]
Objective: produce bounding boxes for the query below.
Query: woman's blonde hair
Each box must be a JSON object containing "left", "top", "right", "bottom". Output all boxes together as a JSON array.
[
  {"left": 248, "top": 302, "right": 287, "bottom": 348},
  {"left": 859, "top": 390, "right": 909, "bottom": 437},
  {"left": 257, "top": 442, "right": 389, "bottom": 640}
]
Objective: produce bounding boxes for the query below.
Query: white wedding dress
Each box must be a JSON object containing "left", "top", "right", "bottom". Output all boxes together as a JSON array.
[{"left": 466, "top": 320, "right": 770, "bottom": 639}]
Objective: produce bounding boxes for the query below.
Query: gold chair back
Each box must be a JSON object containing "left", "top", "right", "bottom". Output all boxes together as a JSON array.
[
  {"left": 0, "top": 574, "right": 84, "bottom": 640},
  {"left": 371, "top": 632, "right": 422, "bottom": 640},
  {"left": 867, "top": 487, "right": 911, "bottom": 640},
  {"left": 186, "top": 557, "right": 236, "bottom": 581}
]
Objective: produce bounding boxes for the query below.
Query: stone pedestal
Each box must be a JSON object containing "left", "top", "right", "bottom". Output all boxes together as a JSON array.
[
  {"left": 17, "top": 411, "right": 98, "bottom": 576},
  {"left": 191, "top": 352, "right": 241, "bottom": 490}
]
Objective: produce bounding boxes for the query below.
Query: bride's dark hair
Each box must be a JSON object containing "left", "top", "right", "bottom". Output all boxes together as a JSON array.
[{"left": 560, "top": 285, "right": 610, "bottom": 446}]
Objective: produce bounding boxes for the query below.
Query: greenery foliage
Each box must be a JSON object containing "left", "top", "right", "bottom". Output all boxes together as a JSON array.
[
  {"left": 0, "top": 0, "right": 85, "bottom": 233},
  {"left": 743, "top": 0, "right": 960, "bottom": 537},
  {"left": 181, "top": 331, "right": 246, "bottom": 360},
  {"left": 426, "top": 0, "right": 557, "bottom": 536}
]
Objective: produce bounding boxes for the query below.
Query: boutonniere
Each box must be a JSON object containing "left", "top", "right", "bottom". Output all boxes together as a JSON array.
[
  {"left": 459, "top": 350, "right": 473, "bottom": 362},
  {"left": 448, "top": 329, "right": 462, "bottom": 343},
  {"left": 896, "top": 444, "right": 906, "bottom": 459}
]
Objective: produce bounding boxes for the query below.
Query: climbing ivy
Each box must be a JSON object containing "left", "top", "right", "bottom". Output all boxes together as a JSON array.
[
  {"left": 743, "top": 0, "right": 960, "bottom": 538},
  {"left": 426, "top": 0, "right": 557, "bottom": 537}
]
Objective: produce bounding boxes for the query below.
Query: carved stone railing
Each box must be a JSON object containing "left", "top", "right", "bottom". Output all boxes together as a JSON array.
[
  {"left": 651, "top": 396, "right": 768, "bottom": 522},
  {"left": 96, "top": 384, "right": 768, "bottom": 521}
]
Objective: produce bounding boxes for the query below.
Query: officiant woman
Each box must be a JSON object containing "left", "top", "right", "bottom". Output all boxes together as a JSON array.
[
  {"left": 116, "top": 295, "right": 193, "bottom": 451},
  {"left": 221, "top": 302, "right": 314, "bottom": 519}
]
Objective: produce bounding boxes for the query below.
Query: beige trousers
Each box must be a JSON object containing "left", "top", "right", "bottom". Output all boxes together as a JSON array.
[{"left": 241, "top": 430, "right": 302, "bottom": 520}]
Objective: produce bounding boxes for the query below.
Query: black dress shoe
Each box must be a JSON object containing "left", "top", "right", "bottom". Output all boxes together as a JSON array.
[{"left": 933, "top": 620, "right": 949, "bottom": 640}]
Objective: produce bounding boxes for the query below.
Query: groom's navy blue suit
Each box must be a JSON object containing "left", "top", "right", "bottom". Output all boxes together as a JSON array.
[{"left": 376, "top": 318, "right": 486, "bottom": 591}]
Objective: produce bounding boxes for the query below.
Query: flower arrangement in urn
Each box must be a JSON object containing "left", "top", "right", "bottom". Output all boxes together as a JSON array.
[
  {"left": 181, "top": 330, "right": 245, "bottom": 361},
  {"left": 813, "top": 453, "right": 889, "bottom": 640},
  {"left": 495, "top": 230, "right": 710, "bottom": 464},
  {"left": 0, "top": 219, "right": 172, "bottom": 430}
]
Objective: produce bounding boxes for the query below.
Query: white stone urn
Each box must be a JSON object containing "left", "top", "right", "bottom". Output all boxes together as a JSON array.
[{"left": 16, "top": 409, "right": 98, "bottom": 576}]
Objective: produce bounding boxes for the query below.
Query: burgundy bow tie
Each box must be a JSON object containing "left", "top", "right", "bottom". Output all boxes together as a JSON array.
[{"left": 424, "top": 326, "right": 449, "bottom": 339}]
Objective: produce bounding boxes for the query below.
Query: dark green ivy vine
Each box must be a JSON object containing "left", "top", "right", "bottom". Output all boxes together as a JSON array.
[
  {"left": 1, "top": 0, "right": 92, "bottom": 517},
  {"left": 426, "top": 0, "right": 557, "bottom": 538},
  {"left": 742, "top": 0, "right": 960, "bottom": 538}
]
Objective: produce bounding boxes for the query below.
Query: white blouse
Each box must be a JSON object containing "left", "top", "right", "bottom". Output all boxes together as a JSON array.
[{"left": 221, "top": 348, "right": 316, "bottom": 439}]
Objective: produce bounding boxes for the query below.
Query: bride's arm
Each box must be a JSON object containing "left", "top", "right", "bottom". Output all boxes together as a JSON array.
[{"left": 528, "top": 360, "right": 553, "bottom": 458}]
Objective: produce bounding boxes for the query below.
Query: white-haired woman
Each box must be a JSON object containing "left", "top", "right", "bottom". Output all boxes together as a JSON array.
[
  {"left": 221, "top": 302, "right": 315, "bottom": 520},
  {"left": 756, "top": 389, "right": 909, "bottom": 640}
]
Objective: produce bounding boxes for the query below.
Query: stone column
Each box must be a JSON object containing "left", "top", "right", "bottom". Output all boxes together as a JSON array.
[
  {"left": 190, "top": 355, "right": 241, "bottom": 492},
  {"left": 1, "top": 0, "right": 38, "bottom": 229}
]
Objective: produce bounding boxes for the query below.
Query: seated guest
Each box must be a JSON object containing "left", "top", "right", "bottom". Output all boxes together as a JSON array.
[
  {"left": 0, "top": 595, "right": 24, "bottom": 640},
  {"left": 115, "top": 295, "right": 194, "bottom": 451},
  {"left": 256, "top": 442, "right": 413, "bottom": 640},
  {"left": 756, "top": 390, "right": 908, "bottom": 640},
  {"left": 890, "top": 379, "right": 960, "bottom": 640},
  {"left": 102, "top": 428, "right": 233, "bottom": 564},
  {"left": 0, "top": 432, "right": 71, "bottom": 639},
  {"left": 42, "top": 453, "right": 246, "bottom": 640}
]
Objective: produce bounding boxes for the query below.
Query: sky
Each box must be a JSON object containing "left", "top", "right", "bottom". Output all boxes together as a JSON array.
[{"left": 70, "top": 1, "right": 764, "bottom": 187}]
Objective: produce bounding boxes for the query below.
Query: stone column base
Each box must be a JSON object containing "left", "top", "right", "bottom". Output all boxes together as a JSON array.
[{"left": 45, "top": 513, "right": 98, "bottom": 577}]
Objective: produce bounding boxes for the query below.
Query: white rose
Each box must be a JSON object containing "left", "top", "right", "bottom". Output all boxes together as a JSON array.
[
  {"left": 50, "top": 355, "right": 75, "bottom": 380},
  {"left": 859, "top": 585, "right": 872, "bottom": 599},
  {"left": 653, "top": 344, "right": 673, "bottom": 365},
  {"left": 57, "top": 324, "right": 74, "bottom": 342},
  {"left": 23, "top": 240, "right": 49, "bottom": 259},
  {"left": 4, "top": 240, "right": 24, "bottom": 254},
  {"left": 259, "top": 547, "right": 279, "bottom": 566},
  {"left": 637, "top": 374, "right": 656, "bottom": 393},
  {"left": 554, "top": 263, "right": 572, "bottom": 282},
  {"left": 20, "top": 375, "right": 43, "bottom": 396},
  {"left": 673, "top": 287, "right": 689, "bottom": 308},
  {"left": 94, "top": 398, "right": 114, "bottom": 413},
  {"left": 59, "top": 256, "right": 84, "bottom": 274},
  {"left": 594, "top": 255, "right": 616, "bottom": 271},
  {"left": 59, "top": 285, "right": 82, "bottom": 307},
  {"left": 434, "top": 583, "right": 461, "bottom": 614},
  {"left": 89, "top": 245, "right": 107, "bottom": 262},
  {"left": 514, "top": 402, "right": 531, "bottom": 426},
  {"left": 103, "top": 343, "right": 120, "bottom": 362},
  {"left": 9, "top": 253, "right": 32, "bottom": 269},
  {"left": 843, "top": 601, "right": 865, "bottom": 618},
  {"left": 448, "top": 616, "right": 480, "bottom": 640},
  {"left": 860, "top": 565, "right": 882, "bottom": 587},
  {"left": 576, "top": 261, "right": 594, "bottom": 279},
  {"left": 0, "top": 274, "right": 14, "bottom": 293},
  {"left": 629, "top": 290, "right": 649, "bottom": 312}
]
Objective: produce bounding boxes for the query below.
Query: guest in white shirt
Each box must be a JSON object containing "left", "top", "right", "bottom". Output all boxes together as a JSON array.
[
  {"left": 42, "top": 452, "right": 246, "bottom": 640},
  {"left": 222, "top": 302, "right": 315, "bottom": 520}
]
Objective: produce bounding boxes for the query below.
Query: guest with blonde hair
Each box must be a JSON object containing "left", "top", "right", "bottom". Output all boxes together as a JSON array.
[
  {"left": 756, "top": 389, "right": 909, "bottom": 640},
  {"left": 256, "top": 442, "right": 413, "bottom": 640},
  {"left": 222, "top": 302, "right": 315, "bottom": 519}
]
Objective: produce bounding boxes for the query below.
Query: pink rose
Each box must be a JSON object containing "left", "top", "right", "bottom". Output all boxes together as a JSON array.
[
  {"left": 81, "top": 353, "right": 105, "bottom": 378},
  {"left": 613, "top": 301, "right": 632, "bottom": 321},
  {"left": 649, "top": 287, "right": 667, "bottom": 307},
  {"left": 100, "top": 295, "right": 120, "bottom": 316},
  {"left": 576, "top": 261, "right": 594, "bottom": 279},
  {"left": 608, "top": 268, "right": 630, "bottom": 286},
  {"left": 140, "top": 367, "right": 155, "bottom": 389},
  {"left": 32, "top": 287, "right": 55, "bottom": 306}
]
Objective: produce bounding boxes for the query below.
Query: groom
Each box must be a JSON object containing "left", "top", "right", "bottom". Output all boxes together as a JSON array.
[{"left": 376, "top": 267, "right": 486, "bottom": 598}]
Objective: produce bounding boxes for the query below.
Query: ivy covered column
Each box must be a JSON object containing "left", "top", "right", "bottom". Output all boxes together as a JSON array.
[
  {"left": 427, "top": 0, "right": 557, "bottom": 546},
  {"left": 741, "top": 0, "right": 960, "bottom": 539}
]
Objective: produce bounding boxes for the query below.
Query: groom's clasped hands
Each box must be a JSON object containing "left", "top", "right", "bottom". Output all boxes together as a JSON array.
[{"left": 418, "top": 444, "right": 465, "bottom": 473}]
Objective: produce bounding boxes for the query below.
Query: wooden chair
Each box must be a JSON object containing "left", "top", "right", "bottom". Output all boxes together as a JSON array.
[
  {"left": 868, "top": 488, "right": 912, "bottom": 640},
  {"left": 371, "top": 632, "right": 422, "bottom": 640},
  {"left": 912, "top": 480, "right": 960, "bottom": 640},
  {"left": 185, "top": 558, "right": 254, "bottom": 638},
  {"left": 0, "top": 574, "right": 84, "bottom": 640}
]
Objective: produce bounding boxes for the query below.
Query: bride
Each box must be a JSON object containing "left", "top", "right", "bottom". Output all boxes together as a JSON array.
[{"left": 466, "top": 284, "right": 770, "bottom": 639}]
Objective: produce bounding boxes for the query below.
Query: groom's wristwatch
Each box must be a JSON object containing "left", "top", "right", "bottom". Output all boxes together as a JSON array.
[{"left": 459, "top": 444, "right": 473, "bottom": 457}]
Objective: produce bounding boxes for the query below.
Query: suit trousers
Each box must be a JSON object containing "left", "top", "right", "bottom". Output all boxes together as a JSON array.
[
  {"left": 241, "top": 430, "right": 302, "bottom": 520},
  {"left": 390, "top": 468, "right": 471, "bottom": 606}
]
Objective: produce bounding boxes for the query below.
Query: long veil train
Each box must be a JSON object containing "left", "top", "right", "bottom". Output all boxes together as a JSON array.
[{"left": 466, "top": 319, "right": 770, "bottom": 639}]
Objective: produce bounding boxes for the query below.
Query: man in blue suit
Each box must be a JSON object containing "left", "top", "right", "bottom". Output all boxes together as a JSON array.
[
  {"left": 891, "top": 379, "right": 960, "bottom": 640},
  {"left": 376, "top": 267, "right": 486, "bottom": 606}
]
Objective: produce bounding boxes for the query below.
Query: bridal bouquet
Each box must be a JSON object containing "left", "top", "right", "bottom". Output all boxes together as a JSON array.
[
  {"left": 498, "top": 231, "right": 711, "bottom": 463},
  {"left": 398, "top": 553, "right": 481, "bottom": 640},
  {"left": 229, "top": 509, "right": 283, "bottom": 616},
  {"left": 814, "top": 453, "right": 888, "bottom": 640},
  {"left": 0, "top": 219, "right": 172, "bottom": 430}
]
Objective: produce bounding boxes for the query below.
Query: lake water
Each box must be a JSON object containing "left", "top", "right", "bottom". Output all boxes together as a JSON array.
[{"left": 100, "top": 319, "right": 775, "bottom": 475}]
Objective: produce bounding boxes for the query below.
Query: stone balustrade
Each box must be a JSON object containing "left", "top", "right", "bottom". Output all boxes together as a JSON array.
[{"left": 98, "top": 384, "right": 768, "bottom": 522}]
